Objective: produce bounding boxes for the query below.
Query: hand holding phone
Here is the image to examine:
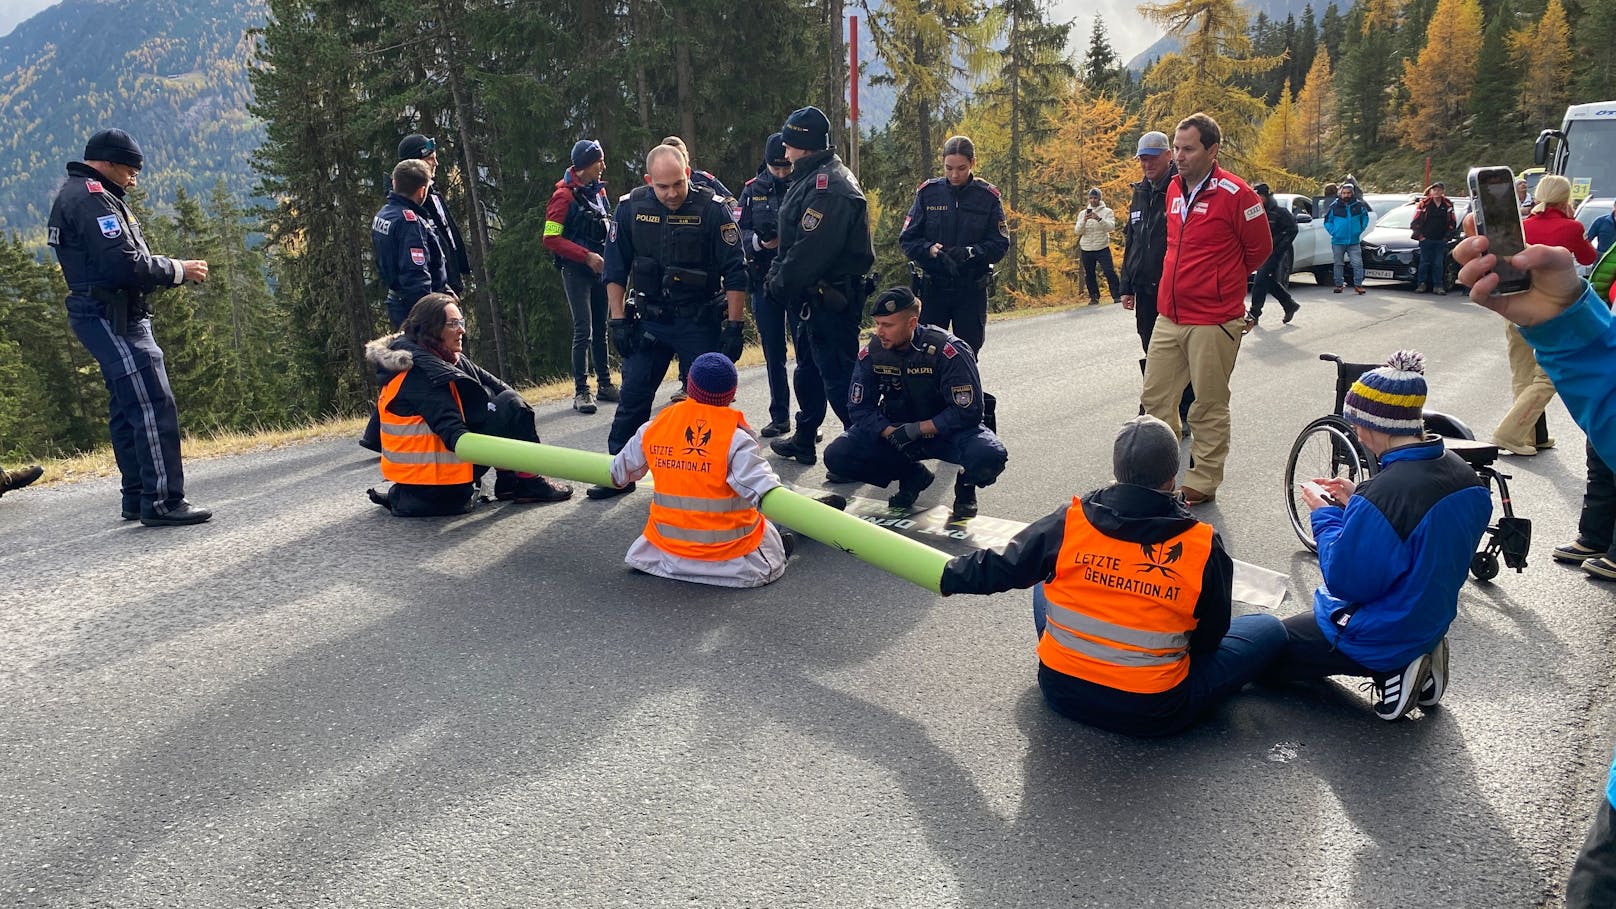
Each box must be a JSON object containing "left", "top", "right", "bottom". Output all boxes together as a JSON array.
[
  {"left": 1301, "top": 480, "right": 1342, "bottom": 508},
  {"left": 1467, "top": 166, "right": 1532, "bottom": 296}
]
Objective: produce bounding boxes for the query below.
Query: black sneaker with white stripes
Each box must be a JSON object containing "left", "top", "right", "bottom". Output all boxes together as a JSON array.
[
  {"left": 1417, "top": 637, "right": 1448, "bottom": 708},
  {"left": 1371, "top": 652, "right": 1430, "bottom": 721}
]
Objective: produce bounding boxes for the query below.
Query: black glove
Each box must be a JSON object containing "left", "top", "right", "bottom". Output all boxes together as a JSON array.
[
  {"left": 720, "top": 320, "right": 745, "bottom": 362},
  {"left": 935, "top": 250, "right": 960, "bottom": 277},
  {"left": 609, "top": 317, "right": 639, "bottom": 358},
  {"left": 887, "top": 422, "right": 924, "bottom": 454},
  {"left": 946, "top": 246, "right": 977, "bottom": 265}
]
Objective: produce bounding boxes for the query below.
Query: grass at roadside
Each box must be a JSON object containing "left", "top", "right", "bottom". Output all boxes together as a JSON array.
[{"left": 32, "top": 300, "right": 1090, "bottom": 487}]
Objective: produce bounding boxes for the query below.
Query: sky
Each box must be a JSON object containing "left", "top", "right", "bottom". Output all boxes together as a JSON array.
[{"left": 0, "top": 0, "right": 1163, "bottom": 65}]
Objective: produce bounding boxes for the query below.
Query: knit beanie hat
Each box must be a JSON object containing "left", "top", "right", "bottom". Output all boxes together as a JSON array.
[
  {"left": 781, "top": 106, "right": 831, "bottom": 151},
  {"left": 1113, "top": 415, "right": 1180, "bottom": 488},
  {"left": 398, "top": 134, "right": 435, "bottom": 160},
  {"left": 764, "top": 132, "right": 789, "bottom": 168},
  {"left": 687, "top": 352, "right": 738, "bottom": 406},
  {"left": 571, "top": 139, "right": 603, "bottom": 169},
  {"left": 83, "top": 129, "right": 144, "bottom": 169},
  {"left": 1342, "top": 350, "right": 1428, "bottom": 436}
]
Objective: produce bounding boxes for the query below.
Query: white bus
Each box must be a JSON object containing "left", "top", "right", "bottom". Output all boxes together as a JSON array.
[{"left": 1535, "top": 101, "right": 1616, "bottom": 204}]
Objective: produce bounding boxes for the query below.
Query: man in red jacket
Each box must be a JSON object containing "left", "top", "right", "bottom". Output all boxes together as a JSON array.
[
  {"left": 542, "top": 139, "right": 620, "bottom": 413},
  {"left": 1140, "top": 112, "right": 1272, "bottom": 506}
]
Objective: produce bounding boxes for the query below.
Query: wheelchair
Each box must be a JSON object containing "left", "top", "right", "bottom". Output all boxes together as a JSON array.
[{"left": 1283, "top": 353, "right": 1532, "bottom": 581}]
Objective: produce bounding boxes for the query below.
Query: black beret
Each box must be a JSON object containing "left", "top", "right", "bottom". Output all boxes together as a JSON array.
[{"left": 869, "top": 287, "right": 919, "bottom": 317}]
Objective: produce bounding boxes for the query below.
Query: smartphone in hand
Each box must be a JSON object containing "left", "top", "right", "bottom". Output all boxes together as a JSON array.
[
  {"left": 1301, "top": 480, "right": 1342, "bottom": 507},
  {"left": 1467, "top": 166, "right": 1532, "bottom": 295}
]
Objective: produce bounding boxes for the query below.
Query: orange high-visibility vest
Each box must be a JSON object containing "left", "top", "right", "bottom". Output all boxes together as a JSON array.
[
  {"left": 378, "top": 370, "right": 474, "bottom": 486},
  {"left": 641, "top": 400, "right": 765, "bottom": 562},
  {"left": 1037, "top": 500, "right": 1214, "bottom": 693}
]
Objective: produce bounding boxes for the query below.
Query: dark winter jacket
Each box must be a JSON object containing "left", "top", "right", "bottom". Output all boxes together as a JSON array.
[
  {"left": 365, "top": 333, "right": 510, "bottom": 452},
  {"left": 1119, "top": 164, "right": 1177, "bottom": 296}
]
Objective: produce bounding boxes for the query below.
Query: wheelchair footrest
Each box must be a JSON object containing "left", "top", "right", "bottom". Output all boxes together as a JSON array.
[{"left": 1494, "top": 516, "right": 1531, "bottom": 570}]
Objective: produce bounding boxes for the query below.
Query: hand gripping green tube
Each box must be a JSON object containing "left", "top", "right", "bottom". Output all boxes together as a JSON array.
[{"left": 452, "top": 432, "right": 950, "bottom": 592}]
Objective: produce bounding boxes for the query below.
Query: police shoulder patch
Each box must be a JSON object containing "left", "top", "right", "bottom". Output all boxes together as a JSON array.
[
  {"left": 998, "top": 219, "right": 1009, "bottom": 238},
  {"left": 85, "top": 179, "right": 104, "bottom": 194},
  {"left": 47, "top": 226, "right": 60, "bottom": 246},
  {"left": 403, "top": 209, "right": 418, "bottom": 222},
  {"left": 942, "top": 342, "right": 957, "bottom": 359},
  {"left": 96, "top": 214, "right": 121, "bottom": 239},
  {"left": 952, "top": 384, "right": 974, "bottom": 407},
  {"left": 721, "top": 222, "right": 739, "bottom": 246},
  {"left": 979, "top": 179, "right": 1000, "bottom": 198},
  {"left": 851, "top": 382, "right": 864, "bottom": 404},
  {"left": 816, "top": 173, "right": 829, "bottom": 191},
  {"left": 607, "top": 218, "right": 618, "bottom": 242},
  {"left": 372, "top": 215, "right": 391, "bottom": 235},
  {"left": 1244, "top": 203, "right": 1265, "bottom": 221},
  {"left": 801, "top": 208, "right": 823, "bottom": 232},
  {"left": 410, "top": 247, "right": 427, "bottom": 266}
]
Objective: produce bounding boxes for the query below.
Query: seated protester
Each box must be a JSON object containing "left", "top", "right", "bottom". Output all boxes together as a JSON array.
[
  {"left": 365, "top": 294, "right": 571, "bottom": 516},
  {"left": 608, "top": 352, "right": 797, "bottom": 588},
  {"left": 824, "top": 287, "right": 1007, "bottom": 520},
  {"left": 1263, "top": 351, "right": 1492, "bottom": 720},
  {"left": 940, "top": 415, "right": 1287, "bottom": 737},
  {"left": 0, "top": 464, "right": 43, "bottom": 498}
]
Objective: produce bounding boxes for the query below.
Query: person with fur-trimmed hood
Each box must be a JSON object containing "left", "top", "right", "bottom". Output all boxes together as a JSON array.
[{"left": 364, "top": 293, "right": 571, "bottom": 516}]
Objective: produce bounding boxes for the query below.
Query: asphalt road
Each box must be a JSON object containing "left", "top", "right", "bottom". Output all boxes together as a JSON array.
[{"left": 2, "top": 278, "right": 1609, "bottom": 908}]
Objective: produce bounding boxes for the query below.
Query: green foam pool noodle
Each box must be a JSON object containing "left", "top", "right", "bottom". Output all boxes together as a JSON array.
[
  {"left": 759, "top": 486, "right": 949, "bottom": 593},
  {"left": 453, "top": 433, "right": 615, "bottom": 488}
]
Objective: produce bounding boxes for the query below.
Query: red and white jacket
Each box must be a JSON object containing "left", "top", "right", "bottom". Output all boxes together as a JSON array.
[{"left": 1160, "top": 164, "right": 1272, "bottom": 325}]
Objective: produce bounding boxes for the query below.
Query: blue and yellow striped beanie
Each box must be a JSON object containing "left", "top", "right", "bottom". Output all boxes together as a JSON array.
[{"left": 1343, "top": 350, "right": 1427, "bottom": 436}]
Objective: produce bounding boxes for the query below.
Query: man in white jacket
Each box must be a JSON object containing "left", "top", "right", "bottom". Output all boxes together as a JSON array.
[{"left": 1077, "top": 187, "right": 1120, "bottom": 306}]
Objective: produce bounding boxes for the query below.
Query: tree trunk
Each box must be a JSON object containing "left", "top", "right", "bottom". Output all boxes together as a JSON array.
[
  {"left": 434, "top": 0, "right": 510, "bottom": 380},
  {"left": 632, "top": 0, "right": 652, "bottom": 131},
  {"left": 1005, "top": 6, "right": 1021, "bottom": 287},
  {"left": 824, "top": 0, "right": 847, "bottom": 141},
  {"left": 673, "top": 6, "right": 697, "bottom": 141}
]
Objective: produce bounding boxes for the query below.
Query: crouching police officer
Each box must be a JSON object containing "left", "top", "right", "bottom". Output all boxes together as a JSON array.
[
  {"left": 766, "top": 105, "right": 876, "bottom": 467},
  {"left": 898, "top": 134, "right": 1008, "bottom": 354},
  {"left": 823, "top": 288, "right": 1008, "bottom": 520},
  {"left": 588, "top": 143, "right": 749, "bottom": 500},
  {"left": 48, "top": 128, "right": 212, "bottom": 526}
]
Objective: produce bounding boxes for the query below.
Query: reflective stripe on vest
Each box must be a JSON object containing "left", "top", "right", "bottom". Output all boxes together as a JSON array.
[
  {"left": 1036, "top": 498, "right": 1213, "bottom": 694},
  {"left": 640, "top": 400, "right": 766, "bottom": 562},
  {"left": 378, "top": 370, "right": 474, "bottom": 486}
]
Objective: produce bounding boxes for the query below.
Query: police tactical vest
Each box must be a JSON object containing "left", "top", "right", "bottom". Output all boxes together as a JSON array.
[
  {"left": 628, "top": 185, "right": 721, "bottom": 301},
  {"left": 868, "top": 326, "right": 953, "bottom": 422},
  {"left": 1038, "top": 502, "right": 1213, "bottom": 694},
  {"left": 564, "top": 183, "right": 610, "bottom": 247}
]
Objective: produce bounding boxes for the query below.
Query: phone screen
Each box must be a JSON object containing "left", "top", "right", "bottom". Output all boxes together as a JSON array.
[{"left": 1470, "top": 167, "right": 1531, "bottom": 293}]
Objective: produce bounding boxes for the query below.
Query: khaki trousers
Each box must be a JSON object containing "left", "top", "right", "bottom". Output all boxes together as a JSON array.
[
  {"left": 1140, "top": 315, "right": 1245, "bottom": 494},
  {"left": 1493, "top": 323, "right": 1556, "bottom": 449}
]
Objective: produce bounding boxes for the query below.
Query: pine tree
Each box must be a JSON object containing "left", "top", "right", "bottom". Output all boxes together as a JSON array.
[
  {"left": 1294, "top": 6, "right": 1319, "bottom": 92},
  {"left": 1471, "top": 1, "right": 1522, "bottom": 136},
  {"left": 866, "top": 0, "right": 986, "bottom": 179},
  {"left": 1511, "top": 0, "right": 1574, "bottom": 130},
  {"left": 1572, "top": 0, "right": 1616, "bottom": 99},
  {"left": 1319, "top": 3, "right": 1347, "bottom": 67},
  {"left": 1399, "top": 0, "right": 1484, "bottom": 152},
  {"left": 1140, "top": 0, "right": 1285, "bottom": 153},
  {"left": 1336, "top": 0, "right": 1400, "bottom": 160},
  {"left": 1081, "top": 15, "right": 1121, "bottom": 96}
]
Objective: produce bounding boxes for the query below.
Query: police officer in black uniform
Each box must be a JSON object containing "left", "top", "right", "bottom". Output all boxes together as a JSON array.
[
  {"left": 898, "top": 135, "right": 1009, "bottom": 354},
  {"left": 398, "top": 133, "right": 472, "bottom": 293},
  {"left": 373, "top": 158, "right": 451, "bottom": 329},
  {"left": 738, "top": 132, "right": 796, "bottom": 437},
  {"left": 1119, "top": 130, "right": 1192, "bottom": 423},
  {"left": 766, "top": 105, "right": 876, "bottom": 467},
  {"left": 824, "top": 288, "right": 1007, "bottom": 520},
  {"left": 587, "top": 143, "right": 749, "bottom": 499},
  {"left": 47, "top": 128, "right": 212, "bottom": 526}
]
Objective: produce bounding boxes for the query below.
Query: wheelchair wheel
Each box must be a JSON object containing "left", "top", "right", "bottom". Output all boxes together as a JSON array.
[
  {"left": 1286, "top": 417, "right": 1372, "bottom": 552},
  {"left": 1470, "top": 550, "right": 1500, "bottom": 582}
]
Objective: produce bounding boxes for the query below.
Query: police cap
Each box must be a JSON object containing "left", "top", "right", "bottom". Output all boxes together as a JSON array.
[
  {"left": 869, "top": 287, "right": 920, "bottom": 318},
  {"left": 781, "top": 106, "right": 830, "bottom": 151}
]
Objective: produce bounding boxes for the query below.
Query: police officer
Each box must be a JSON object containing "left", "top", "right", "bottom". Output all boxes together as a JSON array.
[
  {"left": 47, "top": 128, "right": 212, "bottom": 526},
  {"left": 824, "top": 288, "right": 1008, "bottom": 520},
  {"left": 766, "top": 105, "right": 876, "bottom": 468},
  {"left": 587, "top": 143, "right": 749, "bottom": 500},
  {"left": 898, "top": 134, "right": 1009, "bottom": 353},
  {"left": 373, "top": 158, "right": 450, "bottom": 329},
  {"left": 398, "top": 134, "right": 472, "bottom": 293},
  {"left": 738, "top": 132, "right": 796, "bottom": 438}
]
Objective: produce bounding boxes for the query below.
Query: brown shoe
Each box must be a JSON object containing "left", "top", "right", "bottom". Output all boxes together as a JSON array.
[
  {"left": 1180, "top": 486, "right": 1215, "bottom": 506},
  {"left": 1333, "top": 286, "right": 1344, "bottom": 293},
  {"left": 1354, "top": 286, "right": 1366, "bottom": 295}
]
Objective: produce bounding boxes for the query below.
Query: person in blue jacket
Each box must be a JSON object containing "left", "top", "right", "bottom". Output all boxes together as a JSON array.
[
  {"left": 373, "top": 158, "right": 450, "bottom": 329},
  {"left": 1323, "top": 183, "right": 1370, "bottom": 294},
  {"left": 1454, "top": 236, "right": 1616, "bottom": 908},
  {"left": 1260, "top": 350, "right": 1492, "bottom": 721},
  {"left": 823, "top": 287, "right": 1007, "bottom": 520}
]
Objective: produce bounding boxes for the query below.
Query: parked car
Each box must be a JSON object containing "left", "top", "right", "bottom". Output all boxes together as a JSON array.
[
  {"left": 1575, "top": 196, "right": 1613, "bottom": 232},
  {"left": 1265, "top": 192, "right": 1334, "bottom": 285},
  {"left": 1359, "top": 198, "right": 1471, "bottom": 289},
  {"left": 1361, "top": 193, "right": 1418, "bottom": 230}
]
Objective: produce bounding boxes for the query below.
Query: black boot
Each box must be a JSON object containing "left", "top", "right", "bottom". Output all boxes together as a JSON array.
[
  {"left": 780, "top": 528, "right": 798, "bottom": 559},
  {"left": 140, "top": 500, "right": 213, "bottom": 527},
  {"left": 586, "top": 481, "right": 635, "bottom": 500},
  {"left": 950, "top": 472, "right": 978, "bottom": 521},
  {"left": 888, "top": 463, "right": 935, "bottom": 510},
  {"left": 509, "top": 476, "right": 573, "bottom": 504},
  {"left": 0, "top": 464, "right": 43, "bottom": 496},
  {"left": 770, "top": 432, "right": 818, "bottom": 465}
]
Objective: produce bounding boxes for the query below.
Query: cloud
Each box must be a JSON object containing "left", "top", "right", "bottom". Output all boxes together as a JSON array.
[
  {"left": 1052, "top": 0, "right": 1164, "bottom": 62},
  {"left": 0, "top": 0, "right": 57, "bottom": 39}
]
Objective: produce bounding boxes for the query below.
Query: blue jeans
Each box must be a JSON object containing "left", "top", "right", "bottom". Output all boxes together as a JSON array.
[
  {"left": 1416, "top": 239, "right": 1448, "bottom": 289},
  {"left": 561, "top": 264, "right": 610, "bottom": 391},
  {"left": 751, "top": 289, "right": 792, "bottom": 424},
  {"left": 67, "top": 294, "right": 188, "bottom": 517},
  {"left": 1033, "top": 585, "right": 1287, "bottom": 736},
  {"left": 1332, "top": 243, "right": 1362, "bottom": 288}
]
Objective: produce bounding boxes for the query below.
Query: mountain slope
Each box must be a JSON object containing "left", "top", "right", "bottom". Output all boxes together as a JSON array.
[{"left": 0, "top": 0, "right": 264, "bottom": 237}]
